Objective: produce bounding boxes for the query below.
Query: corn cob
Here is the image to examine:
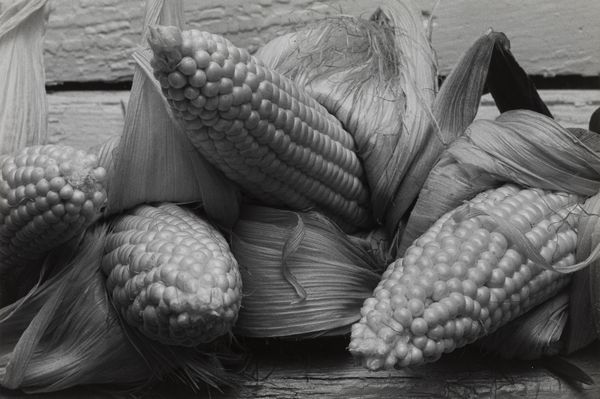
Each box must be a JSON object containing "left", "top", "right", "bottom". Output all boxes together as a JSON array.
[
  {"left": 349, "top": 184, "right": 583, "bottom": 369},
  {"left": 0, "top": 145, "right": 106, "bottom": 296},
  {"left": 102, "top": 203, "right": 242, "bottom": 346},
  {"left": 147, "top": 26, "right": 373, "bottom": 231}
]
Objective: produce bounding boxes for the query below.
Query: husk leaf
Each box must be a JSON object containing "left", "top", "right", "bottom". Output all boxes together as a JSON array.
[
  {"left": 0, "top": 0, "right": 48, "bottom": 154},
  {"left": 388, "top": 30, "right": 549, "bottom": 246},
  {"left": 231, "top": 206, "right": 383, "bottom": 338},
  {"left": 396, "top": 26, "right": 551, "bottom": 254},
  {"left": 400, "top": 110, "right": 600, "bottom": 254},
  {"left": 256, "top": 0, "right": 437, "bottom": 229},
  {"left": 106, "top": 0, "right": 239, "bottom": 227}
]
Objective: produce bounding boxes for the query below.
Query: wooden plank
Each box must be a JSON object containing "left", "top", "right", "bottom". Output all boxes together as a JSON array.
[
  {"left": 46, "top": 91, "right": 128, "bottom": 150},
  {"left": 43, "top": 0, "right": 600, "bottom": 84},
  {"left": 46, "top": 89, "right": 600, "bottom": 151},
  {"left": 1, "top": 338, "right": 598, "bottom": 398}
]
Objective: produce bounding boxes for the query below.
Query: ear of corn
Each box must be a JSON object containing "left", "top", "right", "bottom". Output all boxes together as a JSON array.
[
  {"left": 102, "top": 203, "right": 242, "bottom": 346},
  {"left": 0, "top": 222, "right": 233, "bottom": 393},
  {"left": 256, "top": 1, "right": 437, "bottom": 229},
  {"left": 0, "top": 0, "right": 48, "bottom": 154},
  {"left": 0, "top": 144, "right": 106, "bottom": 304},
  {"left": 350, "top": 184, "right": 583, "bottom": 370},
  {"left": 147, "top": 26, "right": 373, "bottom": 231},
  {"left": 105, "top": 0, "right": 241, "bottom": 228}
]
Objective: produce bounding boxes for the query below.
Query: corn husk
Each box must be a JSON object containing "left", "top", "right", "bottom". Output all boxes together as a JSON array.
[
  {"left": 399, "top": 110, "right": 600, "bottom": 254},
  {"left": 0, "top": 0, "right": 48, "bottom": 154},
  {"left": 396, "top": 27, "right": 553, "bottom": 254},
  {"left": 0, "top": 225, "right": 234, "bottom": 393},
  {"left": 256, "top": 0, "right": 437, "bottom": 231},
  {"left": 231, "top": 206, "right": 384, "bottom": 338},
  {"left": 106, "top": 0, "right": 239, "bottom": 227}
]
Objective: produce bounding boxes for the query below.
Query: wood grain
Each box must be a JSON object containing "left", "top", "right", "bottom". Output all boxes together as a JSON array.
[
  {"left": 43, "top": 0, "right": 600, "bottom": 84},
  {"left": 1, "top": 338, "right": 598, "bottom": 398},
  {"left": 46, "top": 89, "right": 600, "bottom": 151}
]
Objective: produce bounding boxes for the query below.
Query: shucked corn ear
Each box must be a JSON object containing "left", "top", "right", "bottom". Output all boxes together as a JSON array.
[
  {"left": 147, "top": 26, "right": 373, "bottom": 231},
  {"left": 0, "top": 145, "right": 106, "bottom": 301},
  {"left": 349, "top": 184, "right": 583, "bottom": 369},
  {"left": 102, "top": 203, "right": 242, "bottom": 346}
]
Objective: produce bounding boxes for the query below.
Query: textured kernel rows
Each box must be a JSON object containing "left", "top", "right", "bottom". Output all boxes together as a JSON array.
[
  {"left": 349, "top": 184, "right": 582, "bottom": 369},
  {"left": 0, "top": 144, "right": 106, "bottom": 271},
  {"left": 148, "top": 27, "right": 372, "bottom": 229},
  {"left": 102, "top": 203, "right": 242, "bottom": 346}
]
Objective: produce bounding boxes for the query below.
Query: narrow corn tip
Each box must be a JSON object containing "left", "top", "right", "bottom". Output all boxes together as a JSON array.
[{"left": 103, "top": 204, "right": 243, "bottom": 346}]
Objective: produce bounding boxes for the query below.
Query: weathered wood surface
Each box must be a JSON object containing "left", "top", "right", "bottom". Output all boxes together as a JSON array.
[
  {"left": 43, "top": 0, "right": 600, "bottom": 84},
  {"left": 1, "top": 338, "right": 599, "bottom": 398},
  {"left": 46, "top": 89, "right": 600, "bottom": 151}
]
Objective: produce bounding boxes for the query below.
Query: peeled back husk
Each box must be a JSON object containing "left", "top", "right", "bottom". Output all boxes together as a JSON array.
[
  {"left": 231, "top": 206, "right": 384, "bottom": 338},
  {"left": 399, "top": 110, "right": 600, "bottom": 254},
  {"left": 0, "top": 0, "right": 49, "bottom": 154},
  {"left": 256, "top": 0, "right": 437, "bottom": 232}
]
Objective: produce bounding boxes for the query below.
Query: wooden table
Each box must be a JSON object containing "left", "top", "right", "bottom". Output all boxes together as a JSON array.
[{"left": 2, "top": 337, "right": 598, "bottom": 398}]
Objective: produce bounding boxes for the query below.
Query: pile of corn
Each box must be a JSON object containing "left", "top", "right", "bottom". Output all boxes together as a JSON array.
[{"left": 0, "top": 0, "right": 599, "bottom": 394}]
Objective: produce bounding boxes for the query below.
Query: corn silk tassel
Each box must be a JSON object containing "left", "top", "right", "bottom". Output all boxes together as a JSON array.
[
  {"left": 106, "top": 0, "right": 239, "bottom": 228},
  {"left": 256, "top": 0, "right": 436, "bottom": 234},
  {"left": 147, "top": 25, "right": 373, "bottom": 232},
  {"left": 231, "top": 205, "right": 383, "bottom": 338},
  {"left": 0, "top": 0, "right": 48, "bottom": 154},
  {"left": 0, "top": 225, "right": 235, "bottom": 393}
]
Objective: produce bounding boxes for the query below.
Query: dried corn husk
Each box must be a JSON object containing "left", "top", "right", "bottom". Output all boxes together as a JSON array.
[
  {"left": 231, "top": 206, "right": 383, "bottom": 338},
  {"left": 396, "top": 27, "right": 552, "bottom": 254},
  {"left": 400, "top": 110, "right": 600, "bottom": 253},
  {"left": 106, "top": 0, "right": 239, "bottom": 227},
  {"left": 0, "top": 225, "right": 233, "bottom": 393},
  {"left": 256, "top": 0, "right": 437, "bottom": 232},
  {"left": 0, "top": 0, "right": 48, "bottom": 154}
]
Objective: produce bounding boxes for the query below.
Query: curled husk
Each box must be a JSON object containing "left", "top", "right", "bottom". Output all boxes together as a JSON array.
[{"left": 231, "top": 206, "right": 384, "bottom": 338}]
